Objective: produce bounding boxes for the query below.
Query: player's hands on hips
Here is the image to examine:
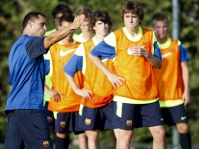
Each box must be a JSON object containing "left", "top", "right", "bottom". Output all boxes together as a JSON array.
[
  {"left": 75, "top": 88, "right": 92, "bottom": 100},
  {"left": 106, "top": 71, "right": 125, "bottom": 89},
  {"left": 49, "top": 89, "right": 63, "bottom": 102},
  {"left": 70, "top": 14, "right": 85, "bottom": 30}
]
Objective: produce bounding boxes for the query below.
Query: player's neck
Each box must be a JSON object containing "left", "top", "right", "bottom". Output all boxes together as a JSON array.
[
  {"left": 94, "top": 34, "right": 105, "bottom": 44},
  {"left": 126, "top": 27, "right": 139, "bottom": 37},
  {"left": 157, "top": 37, "right": 168, "bottom": 44},
  {"left": 82, "top": 32, "right": 92, "bottom": 41},
  {"left": 62, "top": 38, "right": 73, "bottom": 45}
]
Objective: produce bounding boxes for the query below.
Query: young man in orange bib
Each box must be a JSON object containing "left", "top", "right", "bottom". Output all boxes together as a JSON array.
[
  {"left": 43, "top": 4, "right": 74, "bottom": 134},
  {"left": 64, "top": 10, "right": 114, "bottom": 149},
  {"left": 152, "top": 12, "right": 191, "bottom": 149},
  {"left": 47, "top": 14, "right": 87, "bottom": 149},
  {"left": 74, "top": 6, "right": 93, "bottom": 43},
  {"left": 88, "top": 1, "right": 166, "bottom": 149}
]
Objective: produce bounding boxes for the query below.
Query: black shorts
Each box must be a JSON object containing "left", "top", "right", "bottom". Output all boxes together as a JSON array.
[
  {"left": 161, "top": 104, "right": 188, "bottom": 126},
  {"left": 44, "top": 101, "right": 55, "bottom": 127},
  {"left": 112, "top": 101, "right": 164, "bottom": 130},
  {"left": 55, "top": 111, "right": 85, "bottom": 135},
  {"left": 78, "top": 101, "right": 115, "bottom": 130},
  {"left": 4, "top": 110, "right": 53, "bottom": 149}
]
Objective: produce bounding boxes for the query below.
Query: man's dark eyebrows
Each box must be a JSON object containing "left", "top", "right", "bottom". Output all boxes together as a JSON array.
[{"left": 40, "top": 22, "right": 47, "bottom": 25}]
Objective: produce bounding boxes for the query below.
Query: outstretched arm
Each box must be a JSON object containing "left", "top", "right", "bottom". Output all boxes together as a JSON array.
[{"left": 44, "top": 14, "right": 85, "bottom": 49}]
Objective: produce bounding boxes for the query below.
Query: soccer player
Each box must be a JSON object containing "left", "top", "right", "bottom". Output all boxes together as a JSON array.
[
  {"left": 45, "top": 4, "right": 72, "bottom": 35},
  {"left": 43, "top": 4, "right": 73, "bottom": 134},
  {"left": 88, "top": 1, "right": 166, "bottom": 149},
  {"left": 64, "top": 10, "right": 113, "bottom": 149},
  {"left": 152, "top": 12, "right": 191, "bottom": 149},
  {"left": 47, "top": 14, "right": 87, "bottom": 149},
  {"left": 74, "top": 6, "right": 93, "bottom": 43},
  {"left": 4, "top": 11, "right": 84, "bottom": 149}
]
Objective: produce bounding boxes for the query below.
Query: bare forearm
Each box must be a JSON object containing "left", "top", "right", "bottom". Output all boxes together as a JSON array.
[
  {"left": 88, "top": 53, "right": 111, "bottom": 75},
  {"left": 65, "top": 73, "right": 80, "bottom": 92},
  {"left": 182, "top": 62, "right": 190, "bottom": 92},
  {"left": 44, "top": 14, "right": 85, "bottom": 49},
  {"left": 131, "top": 45, "right": 162, "bottom": 69},
  {"left": 145, "top": 52, "right": 162, "bottom": 69},
  {"left": 44, "top": 25, "right": 74, "bottom": 49},
  {"left": 44, "top": 84, "right": 51, "bottom": 95}
]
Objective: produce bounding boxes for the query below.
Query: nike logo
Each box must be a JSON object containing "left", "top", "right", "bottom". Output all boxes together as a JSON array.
[
  {"left": 162, "top": 52, "right": 172, "bottom": 59},
  {"left": 181, "top": 116, "right": 187, "bottom": 120},
  {"left": 127, "top": 48, "right": 133, "bottom": 55},
  {"left": 60, "top": 48, "right": 76, "bottom": 56},
  {"left": 127, "top": 45, "right": 145, "bottom": 55}
]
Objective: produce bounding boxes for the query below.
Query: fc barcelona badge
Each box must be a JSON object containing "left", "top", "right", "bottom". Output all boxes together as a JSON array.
[
  {"left": 85, "top": 118, "right": 91, "bottom": 125},
  {"left": 126, "top": 120, "right": 133, "bottom": 126},
  {"left": 43, "top": 140, "right": 49, "bottom": 147}
]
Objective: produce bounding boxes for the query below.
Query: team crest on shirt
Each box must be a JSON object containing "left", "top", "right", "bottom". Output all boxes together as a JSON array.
[
  {"left": 126, "top": 120, "right": 133, "bottom": 126},
  {"left": 60, "top": 121, "right": 66, "bottom": 128},
  {"left": 85, "top": 118, "right": 91, "bottom": 125},
  {"left": 43, "top": 140, "right": 49, "bottom": 147}
]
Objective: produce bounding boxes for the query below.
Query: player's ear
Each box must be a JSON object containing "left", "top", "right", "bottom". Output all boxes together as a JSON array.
[{"left": 28, "top": 20, "right": 34, "bottom": 28}]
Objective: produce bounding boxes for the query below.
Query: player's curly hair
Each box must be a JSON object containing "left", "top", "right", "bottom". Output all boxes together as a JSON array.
[
  {"left": 121, "top": 0, "right": 144, "bottom": 25},
  {"left": 90, "top": 10, "right": 112, "bottom": 32}
]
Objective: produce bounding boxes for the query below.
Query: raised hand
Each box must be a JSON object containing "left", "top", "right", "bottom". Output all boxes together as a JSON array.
[{"left": 70, "top": 14, "right": 85, "bottom": 30}]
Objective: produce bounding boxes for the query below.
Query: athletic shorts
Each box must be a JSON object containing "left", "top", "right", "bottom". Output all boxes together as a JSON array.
[
  {"left": 55, "top": 111, "right": 85, "bottom": 135},
  {"left": 78, "top": 101, "right": 115, "bottom": 130},
  {"left": 161, "top": 104, "right": 188, "bottom": 126},
  {"left": 112, "top": 101, "right": 164, "bottom": 130},
  {"left": 44, "top": 101, "right": 55, "bottom": 127},
  {"left": 5, "top": 110, "right": 53, "bottom": 149}
]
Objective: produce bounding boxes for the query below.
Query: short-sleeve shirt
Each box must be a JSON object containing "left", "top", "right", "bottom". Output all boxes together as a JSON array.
[{"left": 5, "top": 35, "right": 48, "bottom": 112}]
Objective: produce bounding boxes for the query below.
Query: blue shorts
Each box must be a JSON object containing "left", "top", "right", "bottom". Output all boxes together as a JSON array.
[
  {"left": 113, "top": 101, "right": 164, "bottom": 130},
  {"left": 161, "top": 104, "right": 188, "bottom": 126},
  {"left": 44, "top": 101, "right": 55, "bottom": 127},
  {"left": 78, "top": 101, "right": 115, "bottom": 130},
  {"left": 55, "top": 112, "right": 85, "bottom": 135},
  {"left": 5, "top": 110, "right": 53, "bottom": 149}
]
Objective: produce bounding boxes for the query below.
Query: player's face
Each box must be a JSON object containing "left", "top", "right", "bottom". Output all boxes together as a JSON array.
[
  {"left": 54, "top": 13, "right": 63, "bottom": 29},
  {"left": 93, "top": 20, "right": 109, "bottom": 37},
  {"left": 153, "top": 20, "right": 168, "bottom": 40},
  {"left": 59, "top": 21, "right": 74, "bottom": 40},
  {"left": 30, "top": 15, "right": 47, "bottom": 37},
  {"left": 80, "top": 21, "right": 92, "bottom": 35},
  {"left": 123, "top": 13, "right": 140, "bottom": 31}
]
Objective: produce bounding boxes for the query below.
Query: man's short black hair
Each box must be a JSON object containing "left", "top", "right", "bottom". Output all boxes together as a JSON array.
[{"left": 22, "top": 12, "right": 46, "bottom": 31}]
